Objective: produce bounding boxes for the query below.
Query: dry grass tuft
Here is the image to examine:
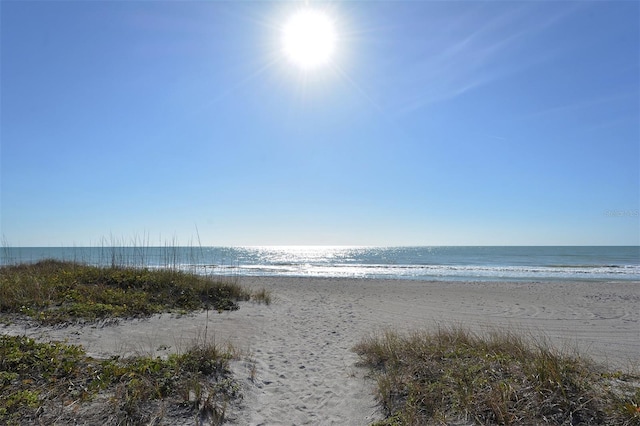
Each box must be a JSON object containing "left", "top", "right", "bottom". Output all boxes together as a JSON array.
[
  {"left": 354, "top": 326, "right": 640, "bottom": 425},
  {"left": 251, "top": 288, "right": 272, "bottom": 305}
]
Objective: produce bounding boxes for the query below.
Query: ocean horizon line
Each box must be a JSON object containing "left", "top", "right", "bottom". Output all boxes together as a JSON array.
[{"left": 5, "top": 244, "right": 640, "bottom": 249}]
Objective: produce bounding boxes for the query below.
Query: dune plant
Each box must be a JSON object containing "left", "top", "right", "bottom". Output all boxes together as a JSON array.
[
  {"left": 0, "top": 334, "right": 239, "bottom": 425},
  {"left": 250, "top": 288, "right": 272, "bottom": 305},
  {"left": 355, "top": 327, "right": 640, "bottom": 425},
  {"left": 0, "top": 259, "right": 252, "bottom": 324}
]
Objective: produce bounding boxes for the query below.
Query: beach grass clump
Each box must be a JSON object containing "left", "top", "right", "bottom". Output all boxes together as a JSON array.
[
  {"left": 250, "top": 288, "right": 272, "bottom": 305},
  {"left": 354, "top": 327, "right": 640, "bottom": 425},
  {"left": 0, "top": 334, "right": 239, "bottom": 425},
  {"left": 0, "top": 259, "right": 251, "bottom": 324}
]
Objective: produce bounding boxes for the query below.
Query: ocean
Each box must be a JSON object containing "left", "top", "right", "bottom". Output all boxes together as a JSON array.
[{"left": 2, "top": 246, "right": 638, "bottom": 282}]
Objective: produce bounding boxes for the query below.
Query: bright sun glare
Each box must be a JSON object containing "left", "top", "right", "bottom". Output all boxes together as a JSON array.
[{"left": 282, "top": 9, "right": 336, "bottom": 71}]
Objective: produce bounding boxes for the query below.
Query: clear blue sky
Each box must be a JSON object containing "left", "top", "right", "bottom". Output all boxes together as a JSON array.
[{"left": 2, "top": 1, "right": 638, "bottom": 247}]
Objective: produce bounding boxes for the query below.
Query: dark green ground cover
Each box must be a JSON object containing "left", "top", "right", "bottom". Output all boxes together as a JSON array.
[{"left": 0, "top": 334, "right": 238, "bottom": 425}]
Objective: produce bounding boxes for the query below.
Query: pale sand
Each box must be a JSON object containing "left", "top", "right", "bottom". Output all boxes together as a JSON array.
[{"left": 2, "top": 278, "right": 639, "bottom": 425}]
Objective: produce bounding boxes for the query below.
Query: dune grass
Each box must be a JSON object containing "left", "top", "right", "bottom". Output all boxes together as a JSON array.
[
  {"left": 354, "top": 327, "right": 640, "bottom": 425},
  {"left": 0, "top": 259, "right": 268, "bottom": 424},
  {"left": 250, "top": 287, "right": 272, "bottom": 305},
  {"left": 0, "top": 334, "right": 239, "bottom": 425},
  {"left": 0, "top": 259, "right": 256, "bottom": 324}
]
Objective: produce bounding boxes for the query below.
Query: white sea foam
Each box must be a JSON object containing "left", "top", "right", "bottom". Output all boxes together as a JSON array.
[
  {"left": 3, "top": 246, "right": 639, "bottom": 281},
  {"left": 218, "top": 262, "right": 640, "bottom": 281}
]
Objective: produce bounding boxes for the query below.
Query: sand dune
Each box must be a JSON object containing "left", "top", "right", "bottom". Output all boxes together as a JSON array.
[{"left": 3, "top": 278, "right": 638, "bottom": 425}]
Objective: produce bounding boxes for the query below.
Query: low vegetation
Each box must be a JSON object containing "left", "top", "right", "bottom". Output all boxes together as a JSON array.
[
  {"left": 250, "top": 287, "right": 272, "bottom": 305},
  {"left": 0, "top": 260, "right": 274, "bottom": 424},
  {"left": 354, "top": 327, "right": 640, "bottom": 425},
  {"left": 0, "top": 259, "right": 260, "bottom": 324},
  {"left": 0, "top": 334, "right": 239, "bottom": 425},
  {"left": 0, "top": 260, "right": 275, "bottom": 423}
]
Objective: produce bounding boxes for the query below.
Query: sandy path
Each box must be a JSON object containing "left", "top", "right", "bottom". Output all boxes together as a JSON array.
[
  {"left": 227, "top": 279, "right": 381, "bottom": 425},
  {"left": 2, "top": 278, "right": 638, "bottom": 425},
  {"left": 229, "top": 278, "right": 639, "bottom": 425}
]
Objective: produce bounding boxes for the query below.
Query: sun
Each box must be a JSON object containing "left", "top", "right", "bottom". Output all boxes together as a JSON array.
[{"left": 282, "top": 9, "right": 337, "bottom": 71}]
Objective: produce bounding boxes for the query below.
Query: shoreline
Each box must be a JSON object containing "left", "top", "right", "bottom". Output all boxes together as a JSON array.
[
  {"left": 2, "top": 277, "right": 638, "bottom": 424},
  {"left": 3, "top": 245, "right": 639, "bottom": 283}
]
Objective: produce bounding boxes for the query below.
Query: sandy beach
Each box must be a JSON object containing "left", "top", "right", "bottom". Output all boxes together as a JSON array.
[{"left": 2, "top": 277, "right": 638, "bottom": 425}]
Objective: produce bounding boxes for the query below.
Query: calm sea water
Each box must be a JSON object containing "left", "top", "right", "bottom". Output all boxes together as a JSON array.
[{"left": 2, "top": 246, "right": 638, "bottom": 282}]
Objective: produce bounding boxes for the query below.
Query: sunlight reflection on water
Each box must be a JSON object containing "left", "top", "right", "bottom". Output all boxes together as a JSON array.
[{"left": 3, "top": 246, "right": 639, "bottom": 281}]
